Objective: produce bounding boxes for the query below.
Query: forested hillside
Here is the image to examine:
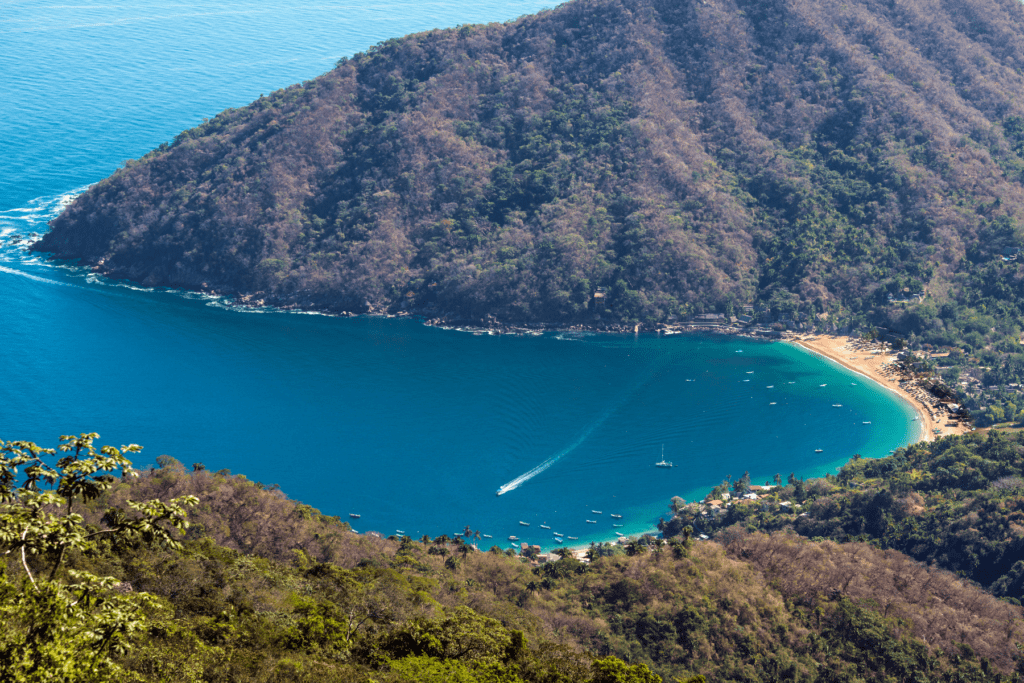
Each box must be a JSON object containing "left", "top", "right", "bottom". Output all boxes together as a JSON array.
[
  {"left": 36, "top": 0, "right": 1024, "bottom": 339},
  {"left": 4, "top": 434, "right": 1023, "bottom": 682},
  {"left": 662, "top": 429, "right": 1024, "bottom": 610}
]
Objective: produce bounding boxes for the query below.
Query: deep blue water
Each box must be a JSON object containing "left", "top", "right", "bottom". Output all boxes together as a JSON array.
[{"left": 1, "top": 0, "right": 920, "bottom": 549}]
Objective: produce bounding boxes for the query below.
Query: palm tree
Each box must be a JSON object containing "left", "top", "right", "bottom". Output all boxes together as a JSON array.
[
  {"left": 433, "top": 534, "right": 450, "bottom": 547},
  {"left": 444, "top": 555, "right": 459, "bottom": 572},
  {"left": 458, "top": 543, "right": 472, "bottom": 559},
  {"left": 553, "top": 547, "right": 573, "bottom": 560},
  {"left": 420, "top": 534, "right": 431, "bottom": 545}
]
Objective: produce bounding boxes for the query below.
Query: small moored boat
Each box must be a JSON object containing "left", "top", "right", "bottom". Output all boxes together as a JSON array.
[
  {"left": 539, "top": 524, "right": 551, "bottom": 529},
  {"left": 610, "top": 514, "right": 622, "bottom": 519},
  {"left": 349, "top": 513, "right": 361, "bottom": 519},
  {"left": 586, "top": 520, "right": 597, "bottom": 524},
  {"left": 519, "top": 521, "right": 530, "bottom": 526}
]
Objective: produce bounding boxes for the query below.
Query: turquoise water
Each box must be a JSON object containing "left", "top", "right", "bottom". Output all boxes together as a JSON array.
[{"left": 1, "top": 0, "right": 920, "bottom": 549}]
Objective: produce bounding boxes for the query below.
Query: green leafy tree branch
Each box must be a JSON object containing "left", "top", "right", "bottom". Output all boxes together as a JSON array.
[{"left": 0, "top": 433, "right": 197, "bottom": 682}]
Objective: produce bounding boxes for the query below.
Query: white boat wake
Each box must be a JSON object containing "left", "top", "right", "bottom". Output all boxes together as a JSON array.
[
  {"left": 496, "top": 355, "right": 663, "bottom": 496},
  {"left": 495, "top": 409, "right": 609, "bottom": 496}
]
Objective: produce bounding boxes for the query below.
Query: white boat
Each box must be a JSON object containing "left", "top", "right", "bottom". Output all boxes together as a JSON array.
[
  {"left": 349, "top": 513, "right": 361, "bottom": 519},
  {"left": 539, "top": 524, "right": 551, "bottom": 529},
  {"left": 770, "top": 402, "right": 776, "bottom": 405},
  {"left": 615, "top": 532, "right": 625, "bottom": 537},
  {"left": 814, "top": 448, "right": 823, "bottom": 453},
  {"left": 819, "top": 384, "right": 827, "bottom": 387},
  {"left": 612, "top": 524, "right": 623, "bottom": 528},
  {"left": 586, "top": 520, "right": 597, "bottom": 524},
  {"left": 655, "top": 445, "right": 673, "bottom": 468},
  {"left": 591, "top": 510, "right": 602, "bottom": 514},
  {"left": 766, "top": 385, "right": 774, "bottom": 388},
  {"left": 554, "top": 537, "right": 563, "bottom": 543},
  {"left": 553, "top": 532, "right": 563, "bottom": 537},
  {"left": 508, "top": 535, "right": 519, "bottom": 541},
  {"left": 482, "top": 534, "right": 492, "bottom": 538},
  {"left": 851, "top": 383, "right": 857, "bottom": 386},
  {"left": 743, "top": 379, "right": 750, "bottom": 382},
  {"left": 832, "top": 404, "right": 842, "bottom": 407},
  {"left": 519, "top": 521, "right": 530, "bottom": 526},
  {"left": 396, "top": 530, "right": 405, "bottom": 535},
  {"left": 567, "top": 536, "right": 578, "bottom": 540},
  {"left": 610, "top": 514, "right": 623, "bottom": 519},
  {"left": 746, "top": 371, "right": 754, "bottom": 374},
  {"left": 863, "top": 421, "right": 871, "bottom": 424}
]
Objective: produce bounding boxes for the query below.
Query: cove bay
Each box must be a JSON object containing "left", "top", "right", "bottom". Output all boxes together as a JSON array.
[{"left": 2, "top": 0, "right": 920, "bottom": 550}]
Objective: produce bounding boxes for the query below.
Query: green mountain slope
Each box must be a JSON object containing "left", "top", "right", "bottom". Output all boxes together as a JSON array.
[
  {"left": 37, "top": 0, "right": 1024, "bottom": 326},
  {"left": 38, "top": 453, "right": 1024, "bottom": 680}
]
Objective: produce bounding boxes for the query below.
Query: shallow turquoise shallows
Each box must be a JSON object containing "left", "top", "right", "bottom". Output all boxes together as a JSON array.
[{"left": 1, "top": 0, "right": 920, "bottom": 549}]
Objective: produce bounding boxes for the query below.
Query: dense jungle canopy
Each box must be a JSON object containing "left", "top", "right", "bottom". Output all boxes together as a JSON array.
[{"left": 37, "top": 0, "right": 1024, "bottom": 328}]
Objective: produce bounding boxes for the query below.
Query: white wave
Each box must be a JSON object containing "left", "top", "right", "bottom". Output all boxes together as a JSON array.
[{"left": 0, "top": 264, "right": 77, "bottom": 287}]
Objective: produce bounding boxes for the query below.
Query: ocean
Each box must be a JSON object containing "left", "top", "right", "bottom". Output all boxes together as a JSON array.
[{"left": 1, "top": 0, "right": 919, "bottom": 549}]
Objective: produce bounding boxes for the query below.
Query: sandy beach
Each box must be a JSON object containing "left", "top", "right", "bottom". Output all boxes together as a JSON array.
[{"left": 786, "top": 335, "right": 970, "bottom": 442}]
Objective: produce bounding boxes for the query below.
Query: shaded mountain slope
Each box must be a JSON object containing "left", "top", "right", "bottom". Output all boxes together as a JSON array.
[{"left": 37, "top": 0, "right": 1024, "bottom": 325}]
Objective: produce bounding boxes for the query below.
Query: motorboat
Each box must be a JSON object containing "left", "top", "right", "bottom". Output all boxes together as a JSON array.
[
  {"left": 349, "top": 513, "right": 361, "bottom": 519},
  {"left": 610, "top": 514, "right": 622, "bottom": 519},
  {"left": 586, "top": 520, "right": 597, "bottom": 524},
  {"left": 519, "top": 521, "right": 530, "bottom": 526},
  {"left": 539, "top": 524, "right": 551, "bottom": 529}
]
